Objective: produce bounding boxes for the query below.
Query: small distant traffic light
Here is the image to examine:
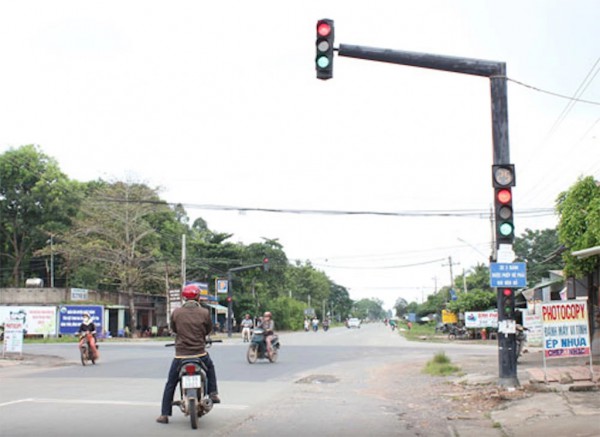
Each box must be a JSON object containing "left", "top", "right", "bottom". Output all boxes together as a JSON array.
[
  {"left": 492, "top": 164, "right": 516, "bottom": 245},
  {"left": 262, "top": 257, "right": 270, "bottom": 272},
  {"left": 316, "top": 19, "right": 334, "bottom": 80},
  {"left": 500, "top": 288, "right": 515, "bottom": 319}
]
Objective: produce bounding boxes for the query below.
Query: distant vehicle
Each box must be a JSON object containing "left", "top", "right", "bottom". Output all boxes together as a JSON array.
[{"left": 347, "top": 318, "right": 361, "bottom": 329}]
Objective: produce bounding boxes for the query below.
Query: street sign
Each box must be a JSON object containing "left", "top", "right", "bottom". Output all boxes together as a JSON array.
[{"left": 489, "top": 262, "right": 527, "bottom": 288}]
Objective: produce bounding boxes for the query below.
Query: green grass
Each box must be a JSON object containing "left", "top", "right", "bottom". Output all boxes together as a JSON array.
[{"left": 422, "top": 351, "right": 461, "bottom": 376}]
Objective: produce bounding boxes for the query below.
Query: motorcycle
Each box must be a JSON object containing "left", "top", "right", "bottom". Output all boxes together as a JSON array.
[
  {"left": 167, "top": 338, "right": 222, "bottom": 429},
  {"left": 247, "top": 328, "right": 280, "bottom": 364},
  {"left": 516, "top": 325, "right": 528, "bottom": 358},
  {"left": 447, "top": 325, "right": 469, "bottom": 340},
  {"left": 78, "top": 332, "right": 97, "bottom": 366}
]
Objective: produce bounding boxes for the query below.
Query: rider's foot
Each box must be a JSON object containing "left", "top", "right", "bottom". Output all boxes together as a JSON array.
[
  {"left": 209, "top": 393, "right": 221, "bottom": 404},
  {"left": 156, "top": 415, "right": 169, "bottom": 424}
]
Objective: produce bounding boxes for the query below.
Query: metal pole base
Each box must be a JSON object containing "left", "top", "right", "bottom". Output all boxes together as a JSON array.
[{"left": 497, "top": 376, "right": 520, "bottom": 388}]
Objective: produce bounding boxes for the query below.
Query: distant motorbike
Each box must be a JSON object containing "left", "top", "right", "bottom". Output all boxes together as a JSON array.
[
  {"left": 78, "top": 332, "right": 97, "bottom": 366},
  {"left": 447, "top": 325, "right": 469, "bottom": 340},
  {"left": 167, "top": 338, "right": 222, "bottom": 429},
  {"left": 247, "top": 328, "right": 280, "bottom": 364}
]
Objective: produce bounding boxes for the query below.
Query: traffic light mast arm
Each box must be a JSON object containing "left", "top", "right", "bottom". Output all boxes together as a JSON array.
[
  {"left": 338, "top": 44, "right": 502, "bottom": 77},
  {"left": 228, "top": 263, "right": 263, "bottom": 273},
  {"left": 337, "top": 44, "right": 510, "bottom": 165}
]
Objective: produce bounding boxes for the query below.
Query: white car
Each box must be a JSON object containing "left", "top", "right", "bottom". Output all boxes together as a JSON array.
[{"left": 347, "top": 318, "right": 361, "bottom": 328}]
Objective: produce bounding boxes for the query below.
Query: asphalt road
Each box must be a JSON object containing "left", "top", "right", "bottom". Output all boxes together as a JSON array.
[{"left": 0, "top": 323, "right": 498, "bottom": 436}]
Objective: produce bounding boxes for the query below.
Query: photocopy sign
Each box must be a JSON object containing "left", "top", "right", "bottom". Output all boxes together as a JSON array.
[
  {"left": 541, "top": 301, "right": 590, "bottom": 358},
  {"left": 3, "top": 320, "right": 24, "bottom": 354},
  {"left": 489, "top": 262, "right": 527, "bottom": 287}
]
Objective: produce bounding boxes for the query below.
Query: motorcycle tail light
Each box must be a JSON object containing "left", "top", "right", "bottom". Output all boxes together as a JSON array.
[{"left": 185, "top": 364, "right": 196, "bottom": 375}]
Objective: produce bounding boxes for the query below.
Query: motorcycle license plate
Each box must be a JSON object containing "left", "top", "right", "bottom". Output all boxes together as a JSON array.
[{"left": 181, "top": 375, "right": 201, "bottom": 389}]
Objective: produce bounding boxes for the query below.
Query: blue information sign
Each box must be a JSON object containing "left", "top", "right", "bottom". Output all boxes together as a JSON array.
[{"left": 489, "top": 262, "right": 527, "bottom": 288}]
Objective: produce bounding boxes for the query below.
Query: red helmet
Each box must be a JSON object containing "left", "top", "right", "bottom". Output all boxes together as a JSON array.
[{"left": 182, "top": 284, "right": 200, "bottom": 300}]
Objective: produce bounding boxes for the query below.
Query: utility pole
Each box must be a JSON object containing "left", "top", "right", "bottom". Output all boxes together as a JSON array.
[{"left": 442, "top": 256, "right": 459, "bottom": 298}]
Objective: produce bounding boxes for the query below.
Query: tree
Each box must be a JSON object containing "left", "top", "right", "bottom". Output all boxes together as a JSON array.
[
  {"left": 394, "top": 297, "right": 409, "bottom": 318},
  {"left": 556, "top": 176, "right": 600, "bottom": 277},
  {"left": 353, "top": 298, "right": 385, "bottom": 320},
  {"left": 60, "top": 180, "right": 171, "bottom": 331},
  {"left": 0, "top": 145, "right": 80, "bottom": 286},
  {"left": 513, "top": 228, "right": 562, "bottom": 285}
]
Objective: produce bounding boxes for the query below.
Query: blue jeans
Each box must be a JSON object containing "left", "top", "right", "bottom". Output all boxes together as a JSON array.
[{"left": 160, "top": 354, "right": 218, "bottom": 416}]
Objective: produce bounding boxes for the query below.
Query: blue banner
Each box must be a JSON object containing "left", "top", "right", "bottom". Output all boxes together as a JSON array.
[
  {"left": 58, "top": 305, "right": 104, "bottom": 335},
  {"left": 489, "top": 262, "right": 527, "bottom": 288}
]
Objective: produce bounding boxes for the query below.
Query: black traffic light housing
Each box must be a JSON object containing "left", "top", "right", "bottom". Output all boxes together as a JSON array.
[
  {"left": 262, "top": 257, "right": 270, "bottom": 272},
  {"left": 316, "top": 19, "right": 334, "bottom": 80},
  {"left": 499, "top": 288, "right": 515, "bottom": 319},
  {"left": 492, "top": 164, "right": 516, "bottom": 245}
]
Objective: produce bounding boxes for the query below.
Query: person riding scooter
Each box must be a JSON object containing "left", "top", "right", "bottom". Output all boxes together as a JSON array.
[
  {"left": 240, "top": 314, "right": 254, "bottom": 342},
  {"left": 258, "top": 312, "right": 275, "bottom": 358},
  {"left": 78, "top": 312, "right": 99, "bottom": 359}
]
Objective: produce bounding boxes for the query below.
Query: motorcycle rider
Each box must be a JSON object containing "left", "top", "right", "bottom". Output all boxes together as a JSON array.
[
  {"left": 241, "top": 314, "right": 254, "bottom": 342},
  {"left": 258, "top": 311, "right": 275, "bottom": 358},
  {"left": 78, "top": 312, "right": 99, "bottom": 358},
  {"left": 156, "top": 284, "right": 220, "bottom": 425}
]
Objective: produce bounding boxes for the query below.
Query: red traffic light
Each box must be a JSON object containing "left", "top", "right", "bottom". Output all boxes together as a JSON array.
[
  {"left": 317, "top": 21, "right": 332, "bottom": 37},
  {"left": 496, "top": 189, "right": 512, "bottom": 204},
  {"left": 502, "top": 288, "right": 513, "bottom": 297}
]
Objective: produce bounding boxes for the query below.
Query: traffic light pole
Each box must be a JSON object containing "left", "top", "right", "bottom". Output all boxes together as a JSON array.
[{"left": 337, "top": 44, "right": 518, "bottom": 387}]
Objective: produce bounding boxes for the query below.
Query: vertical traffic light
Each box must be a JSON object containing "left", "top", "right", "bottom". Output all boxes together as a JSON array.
[
  {"left": 492, "top": 164, "right": 516, "bottom": 245},
  {"left": 500, "top": 288, "right": 515, "bottom": 319},
  {"left": 316, "top": 19, "right": 334, "bottom": 80},
  {"left": 262, "top": 257, "right": 270, "bottom": 272}
]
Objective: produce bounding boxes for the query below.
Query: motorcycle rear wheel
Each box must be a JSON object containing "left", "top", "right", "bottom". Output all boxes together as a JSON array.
[
  {"left": 268, "top": 348, "right": 278, "bottom": 363},
  {"left": 189, "top": 398, "right": 198, "bottom": 429},
  {"left": 448, "top": 333, "right": 456, "bottom": 341},
  {"left": 247, "top": 344, "right": 258, "bottom": 364}
]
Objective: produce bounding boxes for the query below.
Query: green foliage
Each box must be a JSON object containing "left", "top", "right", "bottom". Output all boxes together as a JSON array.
[
  {"left": 446, "top": 289, "right": 496, "bottom": 314},
  {"left": 513, "top": 228, "right": 562, "bottom": 285},
  {"left": 0, "top": 145, "right": 81, "bottom": 286},
  {"left": 353, "top": 298, "right": 386, "bottom": 320},
  {"left": 556, "top": 176, "right": 600, "bottom": 277},
  {"left": 394, "top": 297, "right": 409, "bottom": 318},
  {"left": 268, "top": 296, "right": 306, "bottom": 331},
  {"left": 423, "top": 351, "right": 460, "bottom": 376}
]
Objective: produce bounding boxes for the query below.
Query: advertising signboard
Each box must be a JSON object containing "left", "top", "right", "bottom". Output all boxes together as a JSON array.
[
  {"left": 465, "top": 311, "right": 498, "bottom": 328},
  {"left": 58, "top": 305, "right": 104, "bottom": 336},
  {"left": 541, "top": 301, "right": 590, "bottom": 358},
  {"left": 0, "top": 306, "right": 57, "bottom": 336},
  {"left": 2, "top": 320, "right": 24, "bottom": 354}
]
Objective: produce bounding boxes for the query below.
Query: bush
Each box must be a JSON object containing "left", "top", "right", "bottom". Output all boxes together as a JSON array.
[{"left": 423, "top": 351, "right": 460, "bottom": 376}]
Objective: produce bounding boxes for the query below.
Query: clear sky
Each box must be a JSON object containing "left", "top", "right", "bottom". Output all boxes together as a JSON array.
[{"left": 1, "top": 1, "right": 598, "bottom": 310}]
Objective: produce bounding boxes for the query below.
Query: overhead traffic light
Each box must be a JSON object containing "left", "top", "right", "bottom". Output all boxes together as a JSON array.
[
  {"left": 316, "top": 19, "right": 334, "bottom": 80},
  {"left": 492, "top": 164, "right": 516, "bottom": 245},
  {"left": 500, "top": 288, "right": 515, "bottom": 319},
  {"left": 262, "top": 257, "right": 270, "bottom": 272}
]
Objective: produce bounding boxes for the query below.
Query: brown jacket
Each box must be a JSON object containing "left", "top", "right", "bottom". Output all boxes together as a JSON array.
[{"left": 171, "top": 301, "right": 213, "bottom": 357}]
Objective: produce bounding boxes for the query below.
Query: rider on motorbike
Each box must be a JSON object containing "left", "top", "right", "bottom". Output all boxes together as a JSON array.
[
  {"left": 241, "top": 314, "right": 254, "bottom": 342},
  {"left": 258, "top": 311, "right": 275, "bottom": 358},
  {"left": 78, "top": 312, "right": 99, "bottom": 358},
  {"left": 156, "top": 284, "right": 220, "bottom": 425}
]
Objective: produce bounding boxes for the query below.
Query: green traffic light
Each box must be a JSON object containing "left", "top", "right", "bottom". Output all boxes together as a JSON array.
[
  {"left": 499, "top": 221, "right": 514, "bottom": 236},
  {"left": 317, "top": 56, "right": 330, "bottom": 68}
]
